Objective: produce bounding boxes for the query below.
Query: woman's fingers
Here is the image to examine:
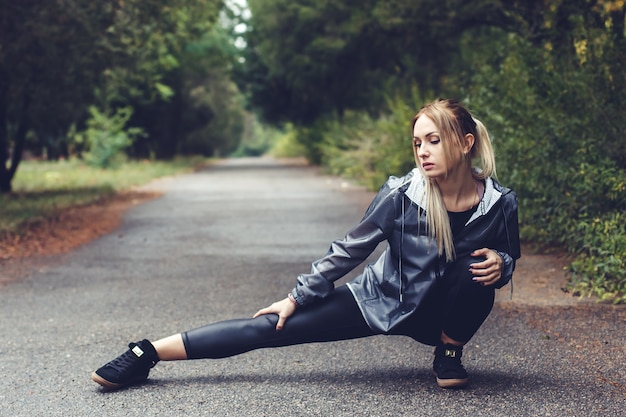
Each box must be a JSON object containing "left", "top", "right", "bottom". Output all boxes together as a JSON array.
[
  {"left": 275, "top": 313, "right": 288, "bottom": 331},
  {"left": 470, "top": 248, "right": 502, "bottom": 285},
  {"left": 252, "top": 298, "right": 297, "bottom": 331}
]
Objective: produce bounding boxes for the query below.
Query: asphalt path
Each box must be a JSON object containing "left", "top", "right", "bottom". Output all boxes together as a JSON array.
[{"left": 0, "top": 157, "right": 624, "bottom": 416}]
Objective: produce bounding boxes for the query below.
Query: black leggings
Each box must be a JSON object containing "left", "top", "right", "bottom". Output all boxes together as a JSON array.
[{"left": 182, "top": 256, "right": 495, "bottom": 360}]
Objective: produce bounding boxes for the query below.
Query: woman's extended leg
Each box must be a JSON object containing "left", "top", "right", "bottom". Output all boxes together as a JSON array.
[
  {"left": 92, "top": 286, "right": 376, "bottom": 389},
  {"left": 181, "top": 285, "right": 374, "bottom": 359}
]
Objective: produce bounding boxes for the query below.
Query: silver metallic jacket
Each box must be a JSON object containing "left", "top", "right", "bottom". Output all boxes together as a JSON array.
[{"left": 290, "top": 168, "right": 521, "bottom": 333}]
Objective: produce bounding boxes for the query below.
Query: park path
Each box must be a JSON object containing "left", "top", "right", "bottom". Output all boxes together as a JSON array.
[{"left": 0, "top": 157, "right": 624, "bottom": 416}]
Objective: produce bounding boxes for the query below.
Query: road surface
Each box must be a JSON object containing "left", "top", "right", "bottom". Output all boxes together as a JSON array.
[{"left": 0, "top": 157, "right": 624, "bottom": 416}]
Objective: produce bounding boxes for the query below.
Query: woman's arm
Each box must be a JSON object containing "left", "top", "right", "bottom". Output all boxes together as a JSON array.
[
  {"left": 253, "top": 181, "right": 400, "bottom": 330},
  {"left": 475, "top": 192, "right": 521, "bottom": 288},
  {"left": 291, "top": 178, "right": 404, "bottom": 306}
]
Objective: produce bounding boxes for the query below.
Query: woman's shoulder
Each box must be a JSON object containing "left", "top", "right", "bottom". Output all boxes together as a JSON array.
[
  {"left": 366, "top": 169, "right": 418, "bottom": 213},
  {"left": 384, "top": 168, "right": 420, "bottom": 191},
  {"left": 486, "top": 178, "right": 518, "bottom": 213},
  {"left": 490, "top": 178, "right": 517, "bottom": 200}
]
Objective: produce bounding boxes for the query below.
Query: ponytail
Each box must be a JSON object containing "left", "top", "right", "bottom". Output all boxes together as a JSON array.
[{"left": 471, "top": 117, "right": 496, "bottom": 180}]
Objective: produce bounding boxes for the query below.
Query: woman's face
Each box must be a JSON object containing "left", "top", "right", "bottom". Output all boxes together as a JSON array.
[{"left": 412, "top": 115, "right": 450, "bottom": 179}]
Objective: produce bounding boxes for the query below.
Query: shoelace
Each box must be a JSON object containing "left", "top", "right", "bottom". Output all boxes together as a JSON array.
[{"left": 106, "top": 344, "right": 149, "bottom": 376}]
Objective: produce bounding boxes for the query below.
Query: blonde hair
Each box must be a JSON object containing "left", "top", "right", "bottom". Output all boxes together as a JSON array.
[{"left": 411, "top": 99, "right": 496, "bottom": 261}]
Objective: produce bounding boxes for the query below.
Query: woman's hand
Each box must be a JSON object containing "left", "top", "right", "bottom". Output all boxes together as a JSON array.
[
  {"left": 253, "top": 297, "right": 297, "bottom": 331},
  {"left": 469, "top": 248, "right": 503, "bottom": 286}
]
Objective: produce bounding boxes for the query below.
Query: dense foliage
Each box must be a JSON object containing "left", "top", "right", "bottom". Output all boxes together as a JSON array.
[
  {"left": 0, "top": 0, "right": 246, "bottom": 191},
  {"left": 243, "top": 0, "right": 626, "bottom": 302}
]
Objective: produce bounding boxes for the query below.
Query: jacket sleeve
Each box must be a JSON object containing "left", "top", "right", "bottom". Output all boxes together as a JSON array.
[
  {"left": 493, "top": 192, "right": 521, "bottom": 289},
  {"left": 290, "top": 179, "right": 400, "bottom": 306}
]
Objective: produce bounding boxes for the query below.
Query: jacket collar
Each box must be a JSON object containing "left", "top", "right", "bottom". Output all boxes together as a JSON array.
[{"left": 404, "top": 168, "right": 503, "bottom": 223}]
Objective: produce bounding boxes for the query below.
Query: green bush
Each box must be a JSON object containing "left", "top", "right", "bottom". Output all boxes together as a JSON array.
[
  {"left": 316, "top": 93, "right": 419, "bottom": 189},
  {"left": 268, "top": 125, "right": 307, "bottom": 159},
  {"left": 568, "top": 213, "right": 626, "bottom": 304},
  {"left": 72, "top": 106, "right": 145, "bottom": 169},
  {"left": 454, "top": 28, "right": 626, "bottom": 303}
]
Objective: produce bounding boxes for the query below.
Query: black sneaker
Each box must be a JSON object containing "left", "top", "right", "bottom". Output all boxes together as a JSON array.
[
  {"left": 91, "top": 339, "right": 159, "bottom": 390},
  {"left": 432, "top": 343, "right": 468, "bottom": 388}
]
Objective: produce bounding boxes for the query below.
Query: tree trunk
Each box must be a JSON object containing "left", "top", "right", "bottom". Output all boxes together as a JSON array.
[
  {"left": 0, "top": 90, "right": 30, "bottom": 194},
  {"left": 10, "top": 97, "right": 30, "bottom": 179},
  {"left": 0, "top": 67, "right": 11, "bottom": 194}
]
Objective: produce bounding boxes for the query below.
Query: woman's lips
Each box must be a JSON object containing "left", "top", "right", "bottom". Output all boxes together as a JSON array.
[{"left": 422, "top": 162, "right": 434, "bottom": 171}]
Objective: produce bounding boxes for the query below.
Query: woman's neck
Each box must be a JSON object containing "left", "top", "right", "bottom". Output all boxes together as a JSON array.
[{"left": 436, "top": 167, "right": 479, "bottom": 212}]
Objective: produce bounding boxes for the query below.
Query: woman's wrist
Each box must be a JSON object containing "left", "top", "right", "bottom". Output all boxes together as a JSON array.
[{"left": 287, "top": 292, "right": 298, "bottom": 307}]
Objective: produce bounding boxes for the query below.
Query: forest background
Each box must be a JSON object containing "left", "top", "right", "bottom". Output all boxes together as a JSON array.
[{"left": 1, "top": 0, "right": 624, "bottom": 303}]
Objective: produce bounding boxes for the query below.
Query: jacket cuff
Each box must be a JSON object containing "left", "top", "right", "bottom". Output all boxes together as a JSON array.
[
  {"left": 289, "top": 288, "right": 305, "bottom": 306},
  {"left": 494, "top": 250, "right": 515, "bottom": 289}
]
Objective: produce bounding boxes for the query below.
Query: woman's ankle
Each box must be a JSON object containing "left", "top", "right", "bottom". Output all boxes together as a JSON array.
[
  {"left": 152, "top": 334, "right": 188, "bottom": 361},
  {"left": 440, "top": 332, "right": 464, "bottom": 347}
]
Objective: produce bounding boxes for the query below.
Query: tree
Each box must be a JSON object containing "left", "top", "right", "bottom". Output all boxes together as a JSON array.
[
  {"left": 88, "top": 0, "right": 227, "bottom": 159},
  {"left": 0, "top": 0, "right": 114, "bottom": 193},
  {"left": 0, "top": 0, "right": 231, "bottom": 193},
  {"left": 244, "top": 0, "right": 401, "bottom": 125},
  {"left": 242, "top": 0, "right": 530, "bottom": 125},
  {"left": 125, "top": 10, "right": 246, "bottom": 159}
]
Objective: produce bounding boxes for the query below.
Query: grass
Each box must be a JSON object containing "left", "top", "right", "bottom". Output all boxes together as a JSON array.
[{"left": 0, "top": 157, "right": 210, "bottom": 233}]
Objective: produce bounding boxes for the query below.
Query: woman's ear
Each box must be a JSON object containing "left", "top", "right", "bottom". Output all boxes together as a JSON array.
[{"left": 463, "top": 133, "right": 475, "bottom": 155}]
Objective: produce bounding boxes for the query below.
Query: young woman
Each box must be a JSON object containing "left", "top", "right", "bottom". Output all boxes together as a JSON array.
[{"left": 92, "top": 99, "right": 520, "bottom": 390}]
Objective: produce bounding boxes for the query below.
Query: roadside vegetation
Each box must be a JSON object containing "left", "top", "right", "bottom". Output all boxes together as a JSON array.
[{"left": 0, "top": 158, "right": 209, "bottom": 233}]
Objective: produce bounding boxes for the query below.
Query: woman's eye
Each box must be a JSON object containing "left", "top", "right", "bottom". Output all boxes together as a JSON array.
[
  {"left": 413, "top": 142, "right": 421, "bottom": 148},
  {"left": 431, "top": 138, "right": 440, "bottom": 144}
]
